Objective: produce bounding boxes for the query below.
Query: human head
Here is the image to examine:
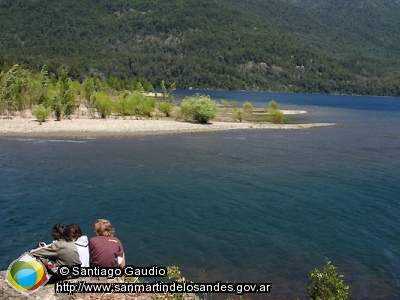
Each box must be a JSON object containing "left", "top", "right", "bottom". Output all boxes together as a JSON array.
[
  {"left": 68, "top": 223, "right": 83, "bottom": 240},
  {"left": 52, "top": 223, "right": 70, "bottom": 241},
  {"left": 93, "top": 219, "right": 115, "bottom": 237}
]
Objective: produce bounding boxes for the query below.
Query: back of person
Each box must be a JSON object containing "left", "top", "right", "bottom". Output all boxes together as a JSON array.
[
  {"left": 31, "top": 239, "right": 80, "bottom": 266},
  {"left": 90, "top": 235, "right": 124, "bottom": 267},
  {"left": 68, "top": 223, "right": 90, "bottom": 268},
  {"left": 75, "top": 235, "right": 90, "bottom": 267},
  {"left": 30, "top": 223, "right": 81, "bottom": 276},
  {"left": 51, "top": 239, "right": 81, "bottom": 266},
  {"left": 89, "top": 219, "right": 125, "bottom": 268}
]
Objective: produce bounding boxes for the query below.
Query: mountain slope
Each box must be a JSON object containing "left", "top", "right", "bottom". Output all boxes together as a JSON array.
[
  {"left": 0, "top": 0, "right": 399, "bottom": 96},
  {"left": 224, "top": 0, "right": 400, "bottom": 60}
]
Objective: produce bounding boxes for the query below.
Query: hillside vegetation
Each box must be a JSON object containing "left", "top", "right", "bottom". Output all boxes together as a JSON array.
[{"left": 0, "top": 0, "right": 399, "bottom": 96}]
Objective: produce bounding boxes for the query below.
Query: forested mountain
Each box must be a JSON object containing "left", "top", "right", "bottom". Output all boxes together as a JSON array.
[
  {"left": 1, "top": 0, "right": 399, "bottom": 96},
  {"left": 224, "top": 0, "right": 400, "bottom": 60}
]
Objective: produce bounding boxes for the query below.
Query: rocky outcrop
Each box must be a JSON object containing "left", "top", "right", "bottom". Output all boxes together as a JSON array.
[{"left": 0, "top": 271, "right": 153, "bottom": 300}]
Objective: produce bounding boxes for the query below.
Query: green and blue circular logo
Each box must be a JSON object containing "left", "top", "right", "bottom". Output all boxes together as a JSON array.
[{"left": 6, "top": 253, "right": 49, "bottom": 294}]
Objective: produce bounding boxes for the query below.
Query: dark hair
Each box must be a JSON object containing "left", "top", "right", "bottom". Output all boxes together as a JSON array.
[
  {"left": 68, "top": 224, "right": 83, "bottom": 240},
  {"left": 52, "top": 223, "right": 70, "bottom": 241}
]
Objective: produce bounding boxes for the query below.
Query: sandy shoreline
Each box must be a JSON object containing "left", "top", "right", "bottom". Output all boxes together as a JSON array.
[{"left": 0, "top": 116, "right": 335, "bottom": 138}]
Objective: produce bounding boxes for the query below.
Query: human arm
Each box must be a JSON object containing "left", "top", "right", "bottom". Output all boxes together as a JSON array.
[
  {"left": 118, "top": 252, "right": 125, "bottom": 268},
  {"left": 30, "top": 241, "right": 58, "bottom": 259}
]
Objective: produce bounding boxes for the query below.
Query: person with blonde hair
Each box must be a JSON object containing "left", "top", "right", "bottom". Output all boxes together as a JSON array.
[{"left": 89, "top": 219, "right": 125, "bottom": 267}]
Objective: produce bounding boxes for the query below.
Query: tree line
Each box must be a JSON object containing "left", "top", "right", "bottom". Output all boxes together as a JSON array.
[
  {"left": 1, "top": 64, "right": 290, "bottom": 126},
  {"left": 0, "top": 64, "right": 177, "bottom": 122}
]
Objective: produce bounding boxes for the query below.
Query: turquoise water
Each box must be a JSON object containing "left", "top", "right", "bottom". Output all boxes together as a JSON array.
[{"left": 1, "top": 91, "right": 399, "bottom": 299}]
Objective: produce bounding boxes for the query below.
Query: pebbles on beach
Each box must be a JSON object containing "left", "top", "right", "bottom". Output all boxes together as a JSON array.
[{"left": 0, "top": 116, "right": 335, "bottom": 138}]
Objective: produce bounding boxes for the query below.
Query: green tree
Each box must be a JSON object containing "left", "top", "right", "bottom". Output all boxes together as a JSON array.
[
  {"left": 53, "top": 96, "right": 63, "bottom": 121},
  {"left": 82, "top": 75, "right": 101, "bottom": 118},
  {"left": 178, "top": 94, "right": 217, "bottom": 124},
  {"left": 0, "top": 64, "right": 23, "bottom": 118},
  {"left": 92, "top": 92, "right": 113, "bottom": 119},
  {"left": 20, "top": 67, "right": 49, "bottom": 112},
  {"left": 136, "top": 81, "right": 145, "bottom": 93},
  {"left": 139, "top": 77, "right": 154, "bottom": 92},
  {"left": 160, "top": 80, "right": 176, "bottom": 104},
  {"left": 307, "top": 259, "right": 350, "bottom": 300},
  {"left": 167, "top": 82, "right": 176, "bottom": 104},
  {"left": 115, "top": 91, "right": 134, "bottom": 117},
  {"left": 38, "top": 66, "right": 50, "bottom": 106},
  {"left": 59, "top": 70, "right": 76, "bottom": 118},
  {"left": 161, "top": 80, "right": 167, "bottom": 102}
]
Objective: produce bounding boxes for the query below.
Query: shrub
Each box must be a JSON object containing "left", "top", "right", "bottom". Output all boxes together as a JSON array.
[
  {"left": 130, "top": 91, "right": 156, "bottom": 117},
  {"left": 53, "top": 97, "right": 62, "bottom": 121},
  {"left": 221, "top": 100, "right": 230, "bottom": 111},
  {"left": 269, "top": 100, "right": 278, "bottom": 109},
  {"left": 243, "top": 100, "right": 253, "bottom": 113},
  {"left": 59, "top": 70, "right": 75, "bottom": 118},
  {"left": 230, "top": 101, "right": 238, "bottom": 109},
  {"left": 307, "top": 259, "right": 350, "bottom": 300},
  {"left": 269, "top": 108, "right": 284, "bottom": 124},
  {"left": 178, "top": 94, "right": 217, "bottom": 123},
  {"left": 114, "top": 91, "right": 134, "bottom": 117},
  {"left": 158, "top": 101, "right": 172, "bottom": 117},
  {"left": 93, "top": 92, "right": 113, "bottom": 119},
  {"left": 234, "top": 108, "right": 244, "bottom": 122},
  {"left": 31, "top": 105, "right": 51, "bottom": 125}
]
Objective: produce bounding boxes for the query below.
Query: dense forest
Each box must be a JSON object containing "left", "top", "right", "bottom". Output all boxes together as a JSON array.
[{"left": 0, "top": 0, "right": 399, "bottom": 96}]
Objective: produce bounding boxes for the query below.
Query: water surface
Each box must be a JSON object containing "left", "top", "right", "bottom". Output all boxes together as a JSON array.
[{"left": 1, "top": 91, "right": 399, "bottom": 299}]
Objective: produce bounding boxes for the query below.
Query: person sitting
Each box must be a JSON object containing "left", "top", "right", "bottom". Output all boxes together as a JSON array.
[
  {"left": 68, "top": 223, "right": 90, "bottom": 268},
  {"left": 89, "top": 219, "right": 125, "bottom": 268},
  {"left": 30, "top": 223, "right": 81, "bottom": 276}
]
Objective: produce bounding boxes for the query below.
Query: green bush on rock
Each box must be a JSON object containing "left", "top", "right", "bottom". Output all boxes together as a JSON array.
[{"left": 307, "top": 259, "right": 350, "bottom": 300}]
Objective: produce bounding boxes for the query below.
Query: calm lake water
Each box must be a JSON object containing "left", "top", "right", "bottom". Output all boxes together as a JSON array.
[{"left": 1, "top": 91, "right": 399, "bottom": 299}]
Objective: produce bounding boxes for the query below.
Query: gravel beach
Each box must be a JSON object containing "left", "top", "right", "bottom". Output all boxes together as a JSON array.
[{"left": 0, "top": 116, "right": 335, "bottom": 138}]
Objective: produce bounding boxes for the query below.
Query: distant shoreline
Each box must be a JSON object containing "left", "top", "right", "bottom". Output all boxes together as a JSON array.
[{"left": 0, "top": 113, "right": 335, "bottom": 139}]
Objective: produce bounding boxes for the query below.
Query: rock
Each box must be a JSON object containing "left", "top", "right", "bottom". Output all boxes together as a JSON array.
[{"left": 0, "top": 271, "right": 154, "bottom": 300}]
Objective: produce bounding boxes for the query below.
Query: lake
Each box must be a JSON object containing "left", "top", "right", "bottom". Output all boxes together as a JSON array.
[{"left": 1, "top": 90, "right": 399, "bottom": 299}]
